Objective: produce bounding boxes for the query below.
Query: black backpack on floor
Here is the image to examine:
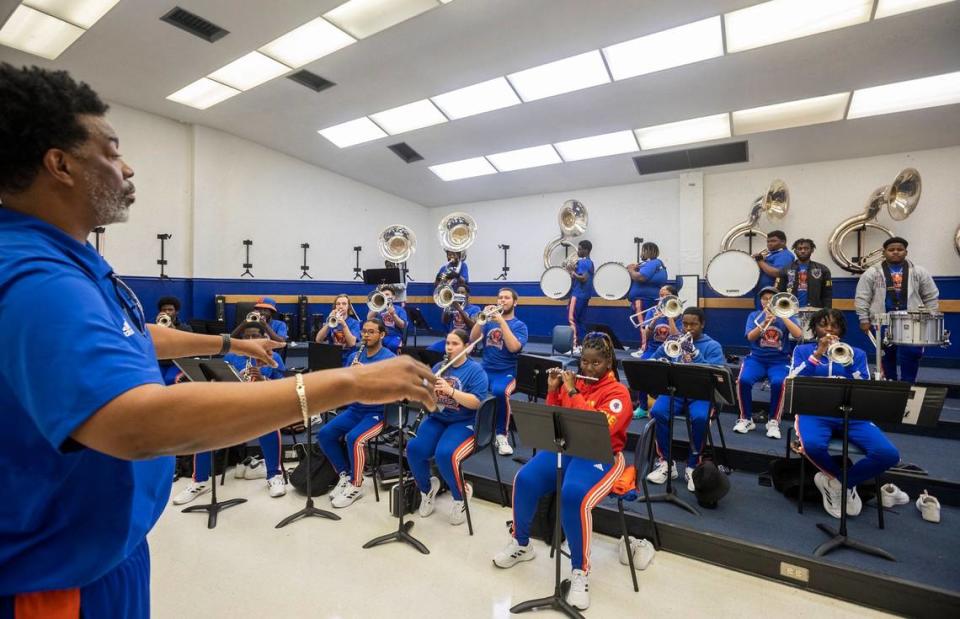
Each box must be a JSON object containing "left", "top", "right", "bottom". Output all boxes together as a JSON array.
[{"left": 289, "top": 445, "right": 339, "bottom": 497}]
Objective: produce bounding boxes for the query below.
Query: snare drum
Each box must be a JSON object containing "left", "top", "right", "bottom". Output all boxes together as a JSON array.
[
  {"left": 705, "top": 250, "right": 760, "bottom": 297},
  {"left": 885, "top": 310, "right": 948, "bottom": 347},
  {"left": 540, "top": 266, "right": 572, "bottom": 300},
  {"left": 593, "top": 262, "right": 632, "bottom": 300},
  {"left": 792, "top": 307, "right": 820, "bottom": 341}
]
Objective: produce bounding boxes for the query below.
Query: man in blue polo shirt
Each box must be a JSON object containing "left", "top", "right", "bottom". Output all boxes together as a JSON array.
[{"left": 0, "top": 64, "right": 437, "bottom": 619}]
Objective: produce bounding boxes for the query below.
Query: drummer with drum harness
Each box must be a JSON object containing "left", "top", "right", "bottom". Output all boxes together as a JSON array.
[
  {"left": 855, "top": 237, "right": 941, "bottom": 383},
  {"left": 775, "top": 238, "right": 833, "bottom": 341}
]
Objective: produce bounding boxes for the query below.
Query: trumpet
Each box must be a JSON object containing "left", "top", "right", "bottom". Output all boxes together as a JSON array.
[
  {"left": 664, "top": 332, "right": 695, "bottom": 359},
  {"left": 628, "top": 295, "right": 684, "bottom": 329},
  {"left": 326, "top": 311, "right": 343, "bottom": 329},
  {"left": 155, "top": 312, "right": 173, "bottom": 328},
  {"left": 433, "top": 284, "right": 465, "bottom": 309},
  {"left": 367, "top": 289, "right": 392, "bottom": 313},
  {"left": 241, "top": 357, "right": 262, "bottom": 382},
  {"left": 475, "top": 304, "right": 504, "bottom": 326},
  {"left": 245, "top": 310, "right": 263, "bottom": 323},
  {"left": 546, "top": 367, "right": 599, "bottom": 383},
  {"left": 827, "top": 341, "right": 855, "bottom": 366},
  {"left": 754, "top": 292, "right": 799, "bottom": 328}
]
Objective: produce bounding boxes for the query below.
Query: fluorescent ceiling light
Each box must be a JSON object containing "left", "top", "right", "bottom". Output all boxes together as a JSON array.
[
  {"left": 602, "top": 16, "right": 724, "bottom": 81},
  {"left": 875, "top": 0, "right": 955, "bottom": 18},
  {"left": 167, "top": 78, "right": 241, "bottom": 110},
  {"left": 732, "top": 92, "right": 849, "bottom": 134},
  {"left": 487, "top": 145, "right": 562, "bottom": 172},
  {"left": 259, "top": 17, "right": 355, "bottom": 67},
  {"left": 635, "top": 114, "right": 731, "bottom": 150},
  {"left": 847, "top": 71, "right": 960, "bottom": 118},
  {"left": 429, "top": 157, "right": 497, "bottom": 181},
  {"left": 23, "top": 0, "right": 120, "bottom": 29},
  {"left": 318, "top": 117, "right": 387, "bottom": 148},
  {"left": 431, "top": 77, "right": 521, "bottom": 120},
  {"left": 507, "top": 50, "right": 611, "bottom": 102},
  {"left": 0, "top": 5, "right": 84, "bottom": 60},
  {"left": 369, "top": 99, "right": 447, "bottom": 135},
  {"left": 554, "top": 130, "right": 639, "bottom": 162},
  {"left": 325, "top": 0, "right": 439, "bottom": 39},
  {"left": 208, "top": 51, "right": 291, "bottom": 91},
  {"left": 724, "top": 0, "right": 873, "bottom": 53}
]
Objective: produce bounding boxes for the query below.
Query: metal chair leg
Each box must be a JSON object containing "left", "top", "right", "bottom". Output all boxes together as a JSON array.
[
  {"left": 618, "top": 499, "right": 640, "bottom": 592},
  {"left": 460, "top": 469, "right": 474, "bottom": 536},
  {"left": 490, "top": 442, "right": 508, "bottom": 506},
  {"left": 372, "top": 438, "right": 380, "bottom": 503},
  {"left": 876, "top": 477, "right": 885, "bottom": 530}
]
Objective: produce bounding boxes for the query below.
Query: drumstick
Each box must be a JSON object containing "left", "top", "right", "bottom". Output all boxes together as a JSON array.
[{"left": 546, "top": 367, "right": 599, "bottom": 383}]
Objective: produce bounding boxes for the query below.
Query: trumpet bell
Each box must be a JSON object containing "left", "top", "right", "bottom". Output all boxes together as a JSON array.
[
  {"left": 770, "top": 292, "right": 799, "bottom": 319},
  {"left": 367, "top": 290, "right": 391, "bottom": 313},
  {"left": 827, "top": 341, "right": 854, "bottom": 366},
  {"left": 438, "top": 212, "right": 477, "bottom": 253},
  {"left": 245, "top": 311, "right": 263, "bottom": 323},
  {"left": 326, "top": 313, "right": 340, "bottom": 328},
  {"left": 156, "top": 312, "right": 173, "bottom": 328},
  {"left": 433, "top": 284, "right": 464, "bottom": 308},
  {"left": 378, "top": 224, "right": 417, "bottom": 263},
  {"left": 661, "top": 295, "right": 684, "bottom": 319}
]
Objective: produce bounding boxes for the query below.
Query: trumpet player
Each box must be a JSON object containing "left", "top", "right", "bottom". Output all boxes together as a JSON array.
[
  {"left": 789, "top": 309, "right": 900, "bottom": 519},
  {"left": 171, "top": 322, "right": 288, "bottom": 505},
  {"left": 627, "top": 242, "right": 668, "bottom": 352},
  {"left": 366, "top": 285, "right": 407, "bottom": 353},
  {"left": 566, "top": 240, "right": 594, "bottom": 351},
  {"left": 316, "top": 293, "right": 361, "bottom": 365},
  {"left": 734, "top": 287, "right": 804, "bottom": 440},
  {"left": 470, "top": 288, "right": 529, "bottom": 455},
  {"left": 632, "top": 285, "right": 681, "bottom": 417},
  {"left": 646, "top": 308, "right": 726, "bottom": 491},
  {"left": 427, "top": 283, "right": 480, "bottom": 354},
  {"left": 774, "top": 239, "right": 833, "bottom": 309},
  {"left": 408, "top": 329, "right": 489, "bottom": 525},
  {"left": 232, "top": 297, "right": 287, "bottom": 343}
]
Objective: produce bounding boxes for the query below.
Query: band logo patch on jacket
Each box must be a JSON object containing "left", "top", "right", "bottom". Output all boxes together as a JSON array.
[
  {"left": 486, "top": 328, "right": 504, "bottom": 349},
  {"left": 760, "top": 325, "right": 784, "bottom": 350}
]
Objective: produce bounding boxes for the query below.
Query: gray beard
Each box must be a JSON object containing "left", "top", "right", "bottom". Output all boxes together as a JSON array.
[{"left": 85, "top": 170, "right": 130, "bottom": 226}]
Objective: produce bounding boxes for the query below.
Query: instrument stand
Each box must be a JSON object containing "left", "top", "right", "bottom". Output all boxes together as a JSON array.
[
  {"left": 633, "top": 236, "right": 644, "bottom": 263},
  {"left": 746, "top": 230, "right": 759, "bottom": 256},
  {"left": 790, "top": 377, "right": 910, "bottom": 561},
  {"left": 156, "top": 233, "right": 171, "bottom": 279},
  {"left": 353, "top": 246, "right": 363, "bottom": 280},
  {"left": 276, "top": 413, "right": 340, "bottom": 528},
  {"left": 363, "top": 401, "right": 429, "bottom": 555},
  {"left": 299, "top": 243, "right": 314, "bottom": 280},
  {"left": 401, "top": 260, "right": 414, "bottom": 283},
  {"left": 509, "top": 402, "right": 614, "bottom": 619},
  {"left": 182, "top": 450, "right": 247, "bottom": 529},
  {"left": 93, "top": 226, "right": 106, "bottom": 255},
  {"left": 495, "top": 244, "right": 510, "bottom": 280},
  {"left": 241, "top": 239, "right": 254, "bottom": 278}
]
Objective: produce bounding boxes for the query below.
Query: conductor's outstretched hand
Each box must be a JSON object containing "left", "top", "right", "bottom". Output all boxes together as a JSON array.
[{"left": 351, "top": 355, "right": 438, "bottom": 411}]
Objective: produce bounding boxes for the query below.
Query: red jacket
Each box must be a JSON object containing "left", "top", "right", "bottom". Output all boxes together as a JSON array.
[{"left": 546, "top": 371, "right": 633, "bottom": 454}]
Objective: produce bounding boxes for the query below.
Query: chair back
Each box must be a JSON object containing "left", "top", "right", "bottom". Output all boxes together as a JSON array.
[
  {"left": 552, "top": 325, "right": 574, "bottom": 355},
  {"left": 633, "top": 419, "right": 657, "bottom": 492},
  {"left": 473, "top": 396, "right": 498, "bottom": 449}
]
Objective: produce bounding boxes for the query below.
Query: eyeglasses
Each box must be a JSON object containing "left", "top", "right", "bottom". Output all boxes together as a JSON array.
[
  {"left": 112, "top": 275, "right": 146, "bottom": 335},
  {"left": 360, "top": 329, "right": 380, "bottom": 336}
]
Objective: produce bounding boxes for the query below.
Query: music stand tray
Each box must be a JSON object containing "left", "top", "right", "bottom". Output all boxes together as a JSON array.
[
  {"left": 173, "top": 358, "right": 247, "bottom": 529},
  {"left": 516, "top": 354, "right": 564, "bottom": 401},
  {"left": 308, "top": 342, "right": 346, "bottom": 371},
  {"left": 790, "top": 377, "right": 910, "bottom": 561},
  {"left": 510, "top": 401, "right": 612, "bottom": 619}
]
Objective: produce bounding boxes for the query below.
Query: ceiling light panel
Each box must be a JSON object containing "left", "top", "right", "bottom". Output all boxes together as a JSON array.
[
  {"left": 507, "top": 50, "right": 611, "bottom": 102},
  {"left": 724, "top": 0, "right": 873, "bottom": 54},
  {"left": 369, "top": 99, "right": 447, "bottom": 135},
  {"left": 0, "top": 5, "right": 84, "bottom": 60},
  {"left": 554, "top": 130, "right": 639, "bottom": 162},
  {"left": 875, "top": 0, "right": 955, "bottom": 18},
  {"left": 602, "top": 16, "right": 724, "bottom": 81},
  {"left": 429, "top": 157, "right": 497, "bottom": 181},
  {"left": 324, "top": 0, "right": 440, "bottom": 39},
  {"left": 23, "top": 0, "right": 120, "bottom": 29},
  {"left": 259, "top": 17, "right": 355, "bottom": 68},
  {"left": 847, "top": 71, "right": 960, "bottom": 118},
  {"left": 431, "top": 77, "right": 522, "bottom": 120},
  {"left": 166, "top": 78, "right": 241, "bottom": 110},
  {"left": 732, "top": 92, "right": 850, "bottom": 134},
  {"left": 207, "top": 51, "right": 291, "bottom": 91},
  {"left": 318, "top": 117, "right": 387, "bottom": 148},
  {"left": 487, "top": 145, "right": 562, "bottom": 172},
  {"left": 635, "top": 113, "right": 731, "bottom": 150}
]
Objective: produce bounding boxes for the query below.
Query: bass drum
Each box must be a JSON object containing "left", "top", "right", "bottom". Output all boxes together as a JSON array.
[
  {"left": 540, "top": 266, "right": 572, "bottom": 300},
  {"left": 593, "top": 262, "right": 632, "bottom": 300},
  {"left": 706, "top": 250, "right": 760, "bottom": 297}
]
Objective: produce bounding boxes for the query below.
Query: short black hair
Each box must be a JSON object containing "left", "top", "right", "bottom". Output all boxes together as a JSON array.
[
  {"left": 683, "top": 307, "right": 706, "bottom": 325},
  {"left": 641, "top": 242, "right": 660, "bottom": 259},
  {"left": 767, "top": 230, "right": 786, "bottom": 242},
  {"left": 0, "top": 64, "right": 109, "bottom": 194},
  {"left": 364, "top": 318, "right": 386, "bottom": 334},
  {"left": 809, "top": 308, "right": 846, "bottom": 337},
  {"left": 883, "top": 236, "right": 908, "bottom": 249},
  {"left": 456, "top": 282, "right": 471, "bottom": 294},
  {"left": 792, "top": 238, "right": 816, "bottom": 250},
  {"left": 578, "top": 240, "right": 592, "bottom": 252},
  {"left": 157, "top": 296, "right": 181, "bottom": 312}
]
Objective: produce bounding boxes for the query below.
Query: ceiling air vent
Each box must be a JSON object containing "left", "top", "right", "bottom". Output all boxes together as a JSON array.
[
  {"left": 287, "top": 70, "right": 335, "bottom": 93},
  {"left": 633, "top": 141, "right": 748, "bottom": 175},
  {"left": 388, "top": 142, "right": 424, "bottom": 164},
  {"left": 160, "top": 7, "right": 229, "bottom": 43}
]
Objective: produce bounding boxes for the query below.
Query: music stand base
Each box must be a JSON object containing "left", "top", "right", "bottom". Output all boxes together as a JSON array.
[
  {"left": 647, "top": 490, "right": 700, "bottom": 516},
  {"left": 275, "top": 498, "right": 340, "bottom": 528},
  {"left": 814, "top": 523, "right": 895, "bottom": 561},
  {"left": 362, "top": 520, "right": 429, "bottom": 554},
  {"left": 510, "top": 580, "right": 584, "bottom": 618},
  {"left": 182, "top": 498, "right": 247, "bottom": 529}
]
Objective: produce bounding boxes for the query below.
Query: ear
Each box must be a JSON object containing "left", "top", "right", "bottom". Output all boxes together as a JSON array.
[{"left": 42, "top": 148, "right": 78, "bottom": 187}]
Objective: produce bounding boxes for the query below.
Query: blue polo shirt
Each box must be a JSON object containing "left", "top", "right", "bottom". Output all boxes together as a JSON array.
[
  {"left": 571, "top": 257, "right": 594, "bottom": 298},
  {"left": 628, "top": 258, "right": 668, "bottom": 302},
  {"left": 432, "top": 358, "right": 489, "bottom": 422},
  {"left": 481, "top": 317, "right": 529, "bottom": 374},
  {"left": 0, "top": 208, "right": 171, "bottom": 594},
  {"left": 759, "top": 248, "right": 795, "bottom": 289}
]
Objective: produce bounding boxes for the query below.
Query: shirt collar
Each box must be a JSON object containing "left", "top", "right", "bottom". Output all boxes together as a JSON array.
[{"left": 0, "top": 207, "right": 114, "bottom": 279}]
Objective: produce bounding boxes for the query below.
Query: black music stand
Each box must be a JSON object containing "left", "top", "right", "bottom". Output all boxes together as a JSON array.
[
  {"left": 362, "top": 401, "right": 429, "bottom": 555},
  {"left": 790, "top": 377, "right": 910, "bottom": 561},
  {"left": 513, "top": 355, "right": 565, "bottom": 464},
  {"left": 173, "top": 358, "right": 248, "bottom": 529},
  {"left": 363, "top": 268, "right": 402, "bottom": 286},
  {"left": 510, "top": 401, "right": 613, "bottom": 619},
  {"left": 406, "top": 307, "right": 430, "bottom": 347},
  {"left": 308, "top": 342, "right": 346, "bottom": 371}
]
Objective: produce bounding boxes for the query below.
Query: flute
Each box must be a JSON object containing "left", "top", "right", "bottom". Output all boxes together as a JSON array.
[
  {"left": 546, "top": 367, "right": 599, "bottom": 383},
  {"left": 434, "top": 338, "right": 481, "bottom": 377}
]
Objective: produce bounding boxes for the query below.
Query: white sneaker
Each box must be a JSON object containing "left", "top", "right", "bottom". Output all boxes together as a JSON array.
[
  {"left": 172, "top": 482, "right": 210, "bottom": 505},
  {"left": 916, "top": 490, "right": 941, "bottom": 523},
  {"left": 234, "top": 456, "right": 253, "bottom": 479},
  {"left": 419, "top": 476, "right": 440, "bottom": 518},
  {"left": 646, "top": 459, "right": 677, "bottom": 485},
  {"left": 733, "top": 418, "right": 755, "bottom": 434},
  {"left": 268, "top": 474, "right": 287, "bottom": 498},
  {"left": 765, "top": 420, "right": 781, "bottom": 440},
  {"left": 496, "top": 434, "right": 513, "bottom": 456},
  {"left": 493, "top": 538, "right": 536, "bottom": 568},
  {"left": 618, "top": 537, "right": 655, "bottom": 571},
  {"left": 331, "top": 482, "right": 363, "bottom": 508},
  {"left": 814, "top": 472, "right": 842, "bottom": 519},
  {"left": 846, "top": 486, "right": 862, "bottom": 517},
  {"left": 685, "top": 467, "right": 696, "bottom": 492},
  {"left": 567, "top": 569, "right": 590, "bottom": 610},
  {"left": 630, "top": 349, "right": 645, "bottom": 359},
  {"left": 880, "top": 483, "right": 910, "bottom": 508},
  {"left": 243, "top": 456, "right": 267, "bottom": 479},
  {"left": 450, "top": 500, "right": 467, "bottom": 525},
  {"left": 329, "top": 472, "right": 350, "bottom": 500}
]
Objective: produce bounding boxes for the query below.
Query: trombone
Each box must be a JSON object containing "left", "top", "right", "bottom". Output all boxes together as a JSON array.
[
  {"left": 663, "top": 332, "right": 695, "bottom": 359},
  {"left": 753, "top": 292, "right": 799, "bottom": 329},
  {"left": 628, "top": 295, "right": 684, "bottom": 329},
  {"left": 475, "top": 304, "right": 504, "bottom": 326}
]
